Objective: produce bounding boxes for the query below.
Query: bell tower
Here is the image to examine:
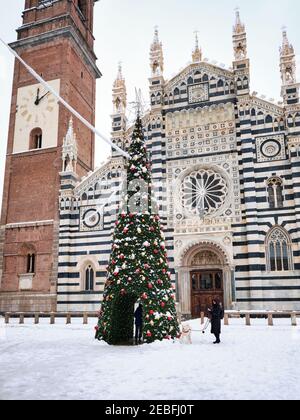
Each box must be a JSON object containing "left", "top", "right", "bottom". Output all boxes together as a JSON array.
[{"left": 0, "top": 0, "right": 101, "bottom": 312}]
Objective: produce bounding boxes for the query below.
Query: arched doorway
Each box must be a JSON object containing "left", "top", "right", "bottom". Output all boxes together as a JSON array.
[
  {"left": 190, "top": 250, "right": 224, "bottom": 317},
  {"left": 177, "top": 241, "right": 234, "bottom": 319}
]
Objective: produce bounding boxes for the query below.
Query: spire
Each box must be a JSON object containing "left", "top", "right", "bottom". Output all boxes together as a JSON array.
[
  {"left": 233, "top": 8, "right": 245, "bottom": 34},
  {"left": 192, "top": 31, "right": 202, "bottom": 63},
  {"left": 279, "top": 28, "right": 298, "bottom": 104},
  {"left": 232, "top": 8, "right": 247, "bottom": 61},
  {"left": 280, "top": 28, "right": 295, "bottom": 58},
  {"left": 150, "top": 26, "right": 164, "bottom": 77},
  {"left": 112, "top": 62, "right": 127, "bottom": 114},
  {"left": 62, "top": 117, "right": 78, "bottom": 173}
]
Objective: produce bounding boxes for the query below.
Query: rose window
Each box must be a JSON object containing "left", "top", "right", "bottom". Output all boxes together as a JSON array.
[{"left": 181, "top": 170, "right": 228, "bottom": 216}]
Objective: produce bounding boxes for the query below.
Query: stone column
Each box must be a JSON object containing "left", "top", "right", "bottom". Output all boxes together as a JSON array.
[
  {"left": 178, "top": 268, "right": 191, "bottom": 317},
  {"left": 223, "top": 267, "right": 233, "bottom": 309}
]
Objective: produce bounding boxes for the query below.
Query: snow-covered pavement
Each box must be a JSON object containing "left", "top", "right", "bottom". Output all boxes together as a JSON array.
[{"left": 0, "top": 317, "right": 299, "bottom": 400}]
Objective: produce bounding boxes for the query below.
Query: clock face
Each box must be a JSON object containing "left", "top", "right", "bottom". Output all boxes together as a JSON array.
[
  {"left": 13, "top": 79, "right": 60, "bottom": 153},
  {"left": 18, "top": 88, "right": 56, "bottom": 126}
]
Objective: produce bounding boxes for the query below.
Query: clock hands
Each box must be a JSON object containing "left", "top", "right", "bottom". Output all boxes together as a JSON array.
[
  {"left": 34, "top": 88, "right": 50, "bottom": 105},
  {"left": 34, "top": 88, "right": 40, "bottom": 106}
]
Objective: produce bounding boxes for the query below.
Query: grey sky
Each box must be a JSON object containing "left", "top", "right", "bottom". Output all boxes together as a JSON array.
[{"left": 0, "top": 0, "right": 300, "bottom": 202}]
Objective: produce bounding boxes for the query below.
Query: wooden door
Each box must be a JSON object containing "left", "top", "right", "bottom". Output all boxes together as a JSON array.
[{"left": 191, "top": 271, "right": 224, "bottom": 318}]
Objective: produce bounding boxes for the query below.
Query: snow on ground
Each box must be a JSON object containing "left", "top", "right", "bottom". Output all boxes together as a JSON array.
[{"left": 0, "top": 316, "right": 299, "bottom": 400}]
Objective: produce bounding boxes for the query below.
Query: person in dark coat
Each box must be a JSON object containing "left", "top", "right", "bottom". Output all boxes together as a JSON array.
[
  {"left": 208, "top": 299, "right": 223, "bottom": 344},
  {"left": 134, "top": 304, "right": 143, "bottom": 344}
]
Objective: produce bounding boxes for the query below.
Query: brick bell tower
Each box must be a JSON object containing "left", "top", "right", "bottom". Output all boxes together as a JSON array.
[{"left": 0, "top": 0, "right": 101, "bottom": 312}]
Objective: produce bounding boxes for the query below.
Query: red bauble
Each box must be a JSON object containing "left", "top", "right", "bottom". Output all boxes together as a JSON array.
[
  {"left": 157, "top": 279, "right": 163, "bottom": 286},
  {"left": 149, "top": 227, "right": 155, "bottom": 232},
  {"left": 123, "top": 227, "right": 129, "bottom": 234},
  {"left": 149, "top": 310, "right": 154, "bottom": 315},
  {"left": 146, "top": 331, "right": 152, "bottom": 337},
  {"left": 135, "top": 268, "right": 141, "bottom": 274},
  {"left": 141, "top": 293, "right": 148, "bottom": 300},
  {"left": 94, "top": 326, "right": 99, "bottom": 331},
  {"left": 161, "top": 302, "right": 166, "bottom": 308},
  {"left": 154, "top": 249, "right": 159, "bottom": 254},
  {"left": 147, "top": 283, "right": 153, "bottom": 289}
]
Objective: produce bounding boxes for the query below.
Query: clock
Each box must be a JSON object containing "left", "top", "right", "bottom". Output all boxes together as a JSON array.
[
  {"left": 13, "top": 79, "right": 60, "bottom": 153},
  {"left": 80, "top": 206, "right": 104, "bottom": 232},
  {"left": 188, "top": 83, "right": 209, "bottom": 104}
]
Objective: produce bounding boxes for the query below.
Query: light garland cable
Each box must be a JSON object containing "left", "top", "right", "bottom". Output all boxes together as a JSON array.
[{"left": 0, "top": 37, "right": 130, "bottom": 159}]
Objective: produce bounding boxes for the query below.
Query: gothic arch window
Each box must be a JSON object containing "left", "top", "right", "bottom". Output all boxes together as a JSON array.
[
  {"left": 266, "top": 227, "right": 293, "bottom": 272},
  {"left": 29, "top": 128, "right": 43, "bottom": 150},
  {"left": 202, "top": 74, "right": 209, "bottom": 82},
  {"left": 187, "top": 76, "right": 193, "bottom": 85},
  {"left": 88, "top": 187, "right": 94, "bottom": 200},
  {"left": 279, "top": 119, "right": 285, "bottom": 131},
  {"left": 27, "top": 253, "right": 36, "bottom": 274},
  {"left": 64, "top": 155, "right": 70, "bottom": 172},
  {"left": 243, "top": 77, "right": 249, "bottom": 88},
  {"left": 85, "top": 265, "right": 95, "bottom": 291},
  {"left": 287, "top": 114, "right": 294, "bottom": 128},
  {"left": 82, "top": 193, "right": 87, "bottom": 201},
  {"left": 230, "top": 82, "right": 235, "bottom": 94},
  {"left": 265, "top": 115, "right": 273, "bottom": 124},
  {"left": 174, "top": 87, "right": 180, "bottom": 96},
  {"left": 267, "top": 177, "right": 284, "bottom": 209},
  {"left": 251, "top": 108, "right": 256, "bottom": 117},
  {"left": 217, "top": 79, "right": 224, "bottom": 88}
]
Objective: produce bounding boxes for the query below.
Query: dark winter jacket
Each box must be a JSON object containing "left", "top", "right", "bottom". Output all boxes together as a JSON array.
[
  {"left": 210, "top": 303, "right": 223, "bottom": 335},
  {"left": 134, "top": 306, "right": 143, "bottom": 327}
]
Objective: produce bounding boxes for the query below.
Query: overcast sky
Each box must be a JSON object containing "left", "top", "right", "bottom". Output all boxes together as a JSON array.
[{"left": 0, "top": 0, "right": 300, "bottom": 202}]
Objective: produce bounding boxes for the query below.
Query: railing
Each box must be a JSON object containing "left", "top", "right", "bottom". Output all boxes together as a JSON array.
[
  {"left": 2, "top": 312, "right": 98, "bottom": 325},
  {"left": 1, "top": 311, "right": 299, "bottom": 326},
  {"left": 200, "top": 311, "right": 300, "bottom": 327}
]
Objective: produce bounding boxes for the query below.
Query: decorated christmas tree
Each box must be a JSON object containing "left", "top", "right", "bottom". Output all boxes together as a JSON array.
[{"left": 95, "top": 115, "right": 179, "bottom": 345}]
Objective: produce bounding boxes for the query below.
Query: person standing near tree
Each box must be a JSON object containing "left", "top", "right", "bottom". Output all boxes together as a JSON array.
[
  {"left": 208, "top": 299, "right": 223, "bottom": 344},
  {"left": 134, "top": 303, "right": 143, "bottom": 345}
]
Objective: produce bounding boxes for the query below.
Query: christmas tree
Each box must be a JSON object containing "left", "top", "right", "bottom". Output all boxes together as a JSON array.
[{"left": 95, "top": 116, "right": 179, "bottom": 345}]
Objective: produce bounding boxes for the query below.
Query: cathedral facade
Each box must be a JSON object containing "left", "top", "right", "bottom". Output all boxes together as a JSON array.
[
  {"left": 57, "top": 12, "right": 300, "bottom": 317},
  {"left": 1, "top": 2, "right": 300, "bottom": 318}
]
